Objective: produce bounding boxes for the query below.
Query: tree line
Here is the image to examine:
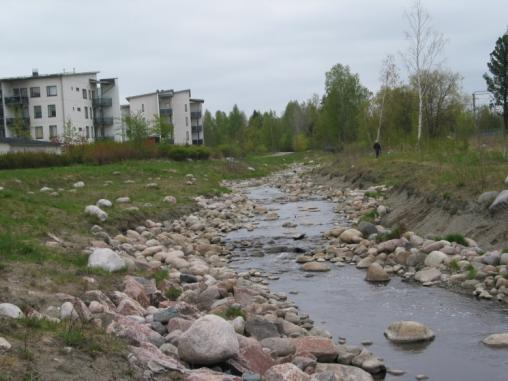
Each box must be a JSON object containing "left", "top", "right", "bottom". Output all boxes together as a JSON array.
[{"left": 203, "top": 1, "right": 507, "bottom": 153}]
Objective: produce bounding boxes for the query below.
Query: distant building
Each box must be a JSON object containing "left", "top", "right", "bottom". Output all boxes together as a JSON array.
[
  {"left": 123, "top": 89, "right": 204, "bottom": 145},
  {"left": 0, "top": 70, "right": 122, "bottom": 143}
]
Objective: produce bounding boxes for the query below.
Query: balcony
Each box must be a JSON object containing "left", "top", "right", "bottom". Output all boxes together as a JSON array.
[
  {"left": 190, "top": 111, "right": 202, "bottom": 119},
  {"left": 4, "top": 96, "right": 29, "bottom": 106},
  {"left": 191, "top": 125, "right": 203, "bottom": 134},
  {"left": 160, "top": 108, "right": 173, "bottom": 117},
  {"left": 6, "top": 117, "right": 30, "bottom": 127},
  {"left": 94, "top": 116, "right": 114, "bottom": 126},
  {"left": 92, "top": 97, "right": 113, "bottom": 107}
]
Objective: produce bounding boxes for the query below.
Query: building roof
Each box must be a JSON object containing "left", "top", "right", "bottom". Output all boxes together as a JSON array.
[
  {"left": 0, "top": 137, "right": 60, "bottom": 147},
  {"left": 0, "top": 71, "right": 99, "bottom": 82},
  {"left": 190, "top": 98, "right": 205, "bottom": 103},
  {"left": 126, "top": 88, "right": 195, "bottom": 101}
]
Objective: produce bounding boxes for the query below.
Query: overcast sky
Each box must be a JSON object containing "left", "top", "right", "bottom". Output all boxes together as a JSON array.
[{"left": 1, "top": 0, "right": 506, "bottom": 115}]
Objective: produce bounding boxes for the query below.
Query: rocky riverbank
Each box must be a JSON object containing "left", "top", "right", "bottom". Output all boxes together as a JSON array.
[{"left": 1, "top": 161, "right": 507, "bottom": 381}]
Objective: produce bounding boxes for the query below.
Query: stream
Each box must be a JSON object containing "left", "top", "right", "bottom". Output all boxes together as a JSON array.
[{"left": 226, "top": 185, "right": 508, "bottom": 381}]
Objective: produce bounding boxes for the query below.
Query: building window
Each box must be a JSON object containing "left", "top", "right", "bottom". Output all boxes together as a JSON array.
[
  {"left": 34, "top": 105, "right": 42, "bottom": 119},
  {"left": 34, "top": 126, "right": 43, "bottom": 140},
  {"left": 77, "top": 107, "right": 81, "bottom": 112},
  {"left": 82, "top": 89, "right": 87, "bottom": 99},
  {"left": 88, "top": 90, "right": 92, "bottom": 100},
  {"left": 48, "top": 104, "right": 56, "bottom": 118},
  {"left": 86, "top": 126, "right": 90, "bottom": 139},
  {"left": 76, "top": 87, "right": 80, "bottom": 92},
  {"left": 49, "top": 125, "right": 57, "bottom": 139},
  {"left": 30, "top": 87, "right": 41, "bottom": 98},
  {"left": 185, "top": 117, "right": 188, "bottom": 126},
  {"left": 84, "top": 106, "right": 88, "bottom": 119},
  {"left": 185, "top": 104, "right": 187, "bottom": 112},
  {"left": 141, "top": 104, "right": 144, "bottom": 112},
  {"left": 47, "top": 86, "right": 57, "bottom": 97},
  {"left": 186, "top": 131, "right": 189, "bottom": 142}
]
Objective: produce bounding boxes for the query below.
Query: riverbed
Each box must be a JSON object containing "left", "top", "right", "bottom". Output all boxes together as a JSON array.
[{"left": 227, "top": 185, "right": 508, "bottom": 381}]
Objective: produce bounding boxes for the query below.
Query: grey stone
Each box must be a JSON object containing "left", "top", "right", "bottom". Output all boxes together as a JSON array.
[
  {"left": 153, "top": 307, "right": 178, "bottom": 324},
  {"left": 489, "top": 190, "right": 508, "bottom": 213},
  {"left": 245, "top": 315, "right": 280, "bottom": 340},
  {"left": 87, "top": 248, "right": 126, "bottom": 272},
  {"left": 384, "top": 321, "right": 435, "bottom": 343},
  {"left": 0, "top": 303, "right": 24, "bottom": 319}
]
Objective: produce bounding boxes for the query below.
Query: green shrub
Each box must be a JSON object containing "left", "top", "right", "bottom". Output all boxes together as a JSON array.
[
  {"left": 444, "top": 233, "right": 469, "bottom": 247},
  {"left": 159, "top": 145, "right": 211, "bottom": 161},
  {"left": 60, "top": 326, "right": 86, "bottom": 347},
  {"left": 503, "top": 247, "right": 508, "bottom": 253},
  {"left": 364, "top": 191, "right": 382, "bottom": 199},
  {"left": 165, "top": 287, "right": 182, "bottom": 301},
  {"left": 0, "top": 151, "right": 72, "bottom": 170},
  {"left": 214, "top": 144, "right": 243, "bottom": 158},
  {"left": 152, "top": 270, "right": 168, "bottom": 286}
]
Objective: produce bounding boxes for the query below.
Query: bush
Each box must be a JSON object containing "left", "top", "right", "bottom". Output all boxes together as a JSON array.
[
  {"left": 293, "top": 133, "right": 309, "bottom": 152},
  {"left": 449, "top": 259, "right": 460, "bottom": 273},
  {"left": 376, "top": 225, "right": 404, "bottom": 242},
  {"left": 0, "top": 151, "right": 72, "bottom": 170},
  {"left": 360, "top": 210, "right": 379, "bottom": 223},
  {"left": 159, "top": 145, "right": 211, "bottom": 161},
  {"left": 215, "top": 306, "right": 246, "bottom": 320},
  {"left": 214, "top": 144, "right": 244, "bottom": 158},
  {"left": 466, "top": 264, "right": 478, "bottom": 280},
  {"left": 443, "top": 233, "right": 469, "bottom": 247}
]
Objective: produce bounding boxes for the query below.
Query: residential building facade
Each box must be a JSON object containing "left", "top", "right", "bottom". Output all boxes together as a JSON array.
[
  {"left": 0, "top": 70, "right": 122, "bottom": 143},
  {"left": 123, "top": 89, "right": 204, "bottom": 145}
]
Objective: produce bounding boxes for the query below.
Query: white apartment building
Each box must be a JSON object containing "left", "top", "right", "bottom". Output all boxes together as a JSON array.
[
  {"left": 124, "top": 89, "right": 204, "bottom": 145},
  {"left": 0, "top": 70, "right": 122, "bottom": 143}
]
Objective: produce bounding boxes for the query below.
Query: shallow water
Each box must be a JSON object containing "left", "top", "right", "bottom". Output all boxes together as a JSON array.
[{"left": 227, "top": 185, "right": 508, "bottom": 381}]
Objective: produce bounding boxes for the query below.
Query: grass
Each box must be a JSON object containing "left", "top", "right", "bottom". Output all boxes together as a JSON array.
[
  {"left": 364, "top": 191, "right": 383, "bottom": 199},
  {"left": 443, "top": 233, "right": 469, "bottom": 247},
  {"left": 320, "top": 139, "right": 508, "bottom": 200},
  {"left": 165, "top": 286, "right": 183, "bottom": 301},
  {"left": 503, "top": 247, "right": 508, "bottom": 253}
]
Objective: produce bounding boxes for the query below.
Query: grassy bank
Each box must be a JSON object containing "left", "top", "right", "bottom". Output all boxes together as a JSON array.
[
  {"left": 0, "top": 152, "right": 326, "bottom": 380},
  {"left": 320, "top": 141, "right": 508, "bottom": 200}
]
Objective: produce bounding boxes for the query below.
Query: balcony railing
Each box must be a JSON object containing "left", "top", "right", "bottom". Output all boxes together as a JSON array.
[
  {"left": 4, "top": 96, "right": 29, "bottom": 106},
  {"left": 160, "top": 108, "right": 173, "bottom": 117},
  {"left": 6, "top": 117, "right": 30, "bottom": 127},
  {"left": 190, "top": 111, "right": 202, "bottom": 119},
  {"left": 92, "top": 97, "right": 113, "bottom": 107},
  {"left": 94, "top": 116, "right": 114, "bottom": 126},
  {"left": 191, "top": 125, "right": 203, "bottom": 134}
]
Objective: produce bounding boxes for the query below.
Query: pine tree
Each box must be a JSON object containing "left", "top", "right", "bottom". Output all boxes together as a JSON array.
[{"left": 483, "top": 30, "right": 508, "bottom": 130}]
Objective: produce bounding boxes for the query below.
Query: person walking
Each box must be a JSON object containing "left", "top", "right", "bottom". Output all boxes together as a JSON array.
[{"left": 373, "top": 141, "right": 382, "bottom": 158}]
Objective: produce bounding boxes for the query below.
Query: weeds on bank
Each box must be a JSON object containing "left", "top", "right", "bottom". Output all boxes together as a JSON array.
[
  {"left": 152, "top": 269, "right": 169, "bottom": 287},
  {"left": 165, "top": 287, "right": 183, "bottom": 301},
  {"left": 376, "top": 225, "right": 404, "bottom": 242},
  {"left": 215, "top": 306, "right": 246, "bottom": 320},
  {"left": 360, "top": 210, "right": 379, "bottom": 223},
  {"left": 466, "top": 264, "right": 478, "bottom": 280},
  {"left": 443, "top": 233, "right": 469, "bottom": 246},
  {"left": 449, "top": 259, "right": 460, "bottom": 273}
]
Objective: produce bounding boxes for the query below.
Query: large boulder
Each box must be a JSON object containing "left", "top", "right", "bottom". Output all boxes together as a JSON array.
[
  {"left": 87, "top": 248, "right": 126, "bottom": 272},
  {"left": 227, "top": 336, "right": 275, "bottom": 375},
  {"left": 178, "top": 315, "right": 239, "bottom": 365},
  {"left": 261, "top": 337, "right": 296, "bottom": 357},
  {"left": 293, "top": 336, "right": 338, "bottom": 362},
  {"left": 482, "top": 333, "right": 508, "bottom": 348},
  {"left": 414, "top": 268, "right": 442, "bottom": 283},
  {"left": 314, "top": 364, "right": 373, "bottom": 381},
  {"left": 365, "top": 263, "right": 390, "bottom": 282},
  {"left": 263, "top": 363, "right": 310, "bottom": 381},
  {"left": 424, "top": 251, "right": 448, "bottom": 267},
  {"left": 357, "top": 221, "right": 378, "bottom": 238},
  {"left": 302, "top": 262, "right": 331, "bottom": 272},
  {"left": 245, "top": 316, "right": 281, "bottom": 340},
  {"left": 384, "top": 321, "right": 435, "bottom": 343},
  {"left": 339, "top": 229, "right": 363, "bottom": 244},
  {"left": 0, "top": 303, "right": 24, "bottom": 319},
  {"left": 489, "top": 190, "right": 508, "bottom": 213}
]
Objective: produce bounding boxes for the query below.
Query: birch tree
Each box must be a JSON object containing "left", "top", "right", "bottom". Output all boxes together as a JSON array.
[
  {"left": 404, "top": 0, "right": 445, "bottom": 144},
  {"left": 377, "top": 54, "right": 400, "bottom": 142}
]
